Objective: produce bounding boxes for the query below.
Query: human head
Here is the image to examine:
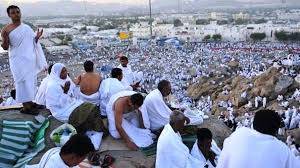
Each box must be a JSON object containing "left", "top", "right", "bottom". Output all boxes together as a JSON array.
[
  {"left": 170, "top": 110, "right": 186, "bottom": 133},
  {"left": 129, "top": 93, "right": 144, "bottom": 110},
  {"left": 48, "top": 64, "right": 54, "bottom": 75},
  {"left": 60, "top": 134, "right": 95, "bottom": 167},
  {"left": 84, "top": 60, "right": 94, "bottom": 73},
  {"left": 197, "top": 128, "right": 213, "bottom": 151},
  {"left": 7, "top": 5, "right": 21, "bottom": 22},
  {"left": 158, "top": 80, "right": 171, "bottom": 97},
  {"left": 10, "top": 89, "right": 16, "bottom": 100},
  {"left": 119, "top": 56, "right": 128, "bottom": 67},
  {"left": 51, "top": 63, "right": 68, "bottom": 80},
  {"left": 253, "top": 109, "right": 281, "bottom": 137},
  {"left": 111, "top": 68, "right": 123, "bottom": 81}
]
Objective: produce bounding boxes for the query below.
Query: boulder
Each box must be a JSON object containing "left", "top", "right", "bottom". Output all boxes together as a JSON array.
[
  {"left": 198, "top": 116, "right": 232, "bottom": 148},
  {"left": 274, "top": 75, "right": 294, "bottom": 95}
]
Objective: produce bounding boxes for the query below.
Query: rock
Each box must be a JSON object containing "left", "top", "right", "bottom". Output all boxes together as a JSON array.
[
  {"left": 287, "top": 128, "right": 300, "bottom": 145},
  {"left": 274, "top": 75, "right": 294, "bottom": 95},
  {"left": 199, "top": 116, "right": 231, "bottom": 148},
  {"left": 228, "top": 60, "right": 239, "bottom": 69}
]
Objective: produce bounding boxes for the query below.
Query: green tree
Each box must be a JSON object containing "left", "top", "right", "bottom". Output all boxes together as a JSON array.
[
  {"left": 250, "top": 32, "right": 266, "bottom": 41},
  {"left": 212, "top": 34, "right": 222, "bottom": 41},
  {"left": 275, "top": 31, "right": 289, "bottom": 41},
  {"left": 203, "top": 35, "right": 211, "bottom": 41},
  {"left": 174, "top": 19, "right": 183, "bottom": 27}
]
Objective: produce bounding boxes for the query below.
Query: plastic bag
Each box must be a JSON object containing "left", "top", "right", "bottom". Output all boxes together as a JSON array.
[{"left": 50, "top": 123, "right": 77, "bottom": 147}]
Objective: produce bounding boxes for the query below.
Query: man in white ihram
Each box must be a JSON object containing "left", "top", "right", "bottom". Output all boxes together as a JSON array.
[
  {"left": 1, "top": 5, "right": 47, "bottom": 115},
  {"left": 118, "top": 56, "right": 142, "bottom": 90},
  {"left": 217, "top": 109, "right": 300, "bottom": 168}
]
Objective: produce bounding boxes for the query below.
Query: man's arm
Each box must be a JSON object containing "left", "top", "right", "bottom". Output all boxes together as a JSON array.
[
  {"left": 1, "top": 28, "right": 9, "bottom": 50},
  {"left": 114, "top": 101, "right": 138, "bottom": 150},
  {"left": 74, "top": 74, "right": 81, "bottom": 85}
]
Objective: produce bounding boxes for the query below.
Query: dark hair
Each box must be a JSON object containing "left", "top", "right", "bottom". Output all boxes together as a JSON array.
[
  {"left": 130, "top": 93, "right": 144, "bottom": 107},
  {"left": 253, "top": 109, "right": 281, "bottom": 136},
  {"left": 7, "top": 5, "right": 20, "bottom": 15},
  {"left": 158, "top": 80, "right": 170, "bottom": 92},
  {"left": 84, "top": 60, "right": 94, "bottom": 72},
  {"left": 60, "top": 134, "right": 95, "bottom": 157},
  {"left": 119, "top": 56, "right": 128, "bottom": 61},
  {"left": 48, "top": 64, "right": 53, "bottom": 75},
  {"left": 197, "top": 128, "right": 213, "bottom": 142},
  {"left": 10, "top": 89, "right": 16, "bottom": 100},
  {"left": 111, "top": 68, "right": 122, "bottom": 78}
]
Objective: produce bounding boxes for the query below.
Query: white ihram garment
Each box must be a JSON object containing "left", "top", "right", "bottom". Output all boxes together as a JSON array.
[
  {"left": 99, "top": 78, "right": 130, "bottom": 116},
  {"left": 191, "top": 140, "right": 221, "bottom": 168},
  {"left": 106, "top": 90, "right": 153, "bottom": 148},
  {"left": 156, "top": 124, "right": 201, "bottom": 168},
  {"left": 34, "top": 75, "right": 50, "bottom": 105},
  {"left": 8, "top": 23, "right": 47, "bottom": 103},
  {"left": 140, "top": 89, "right": 172, "bottom": 131},
  {"left": 79, "top": 91, "right": 100, "bottom": 106},
  {"left": 25, "top": 147, "right": 68, "bottom": 168},
  {"left": 45, "top": 63, "right": 83, "bottom": 122},
  {"left": 217, "top": 127, "right": 300, "bottom": 168}
]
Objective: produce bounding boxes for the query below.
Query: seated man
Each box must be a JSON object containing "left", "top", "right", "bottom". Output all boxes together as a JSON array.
[
  {"left": 46, "top": 63, "right": 106, "bottom": 136},
  {"left": 191, "top": 128, "right": 221, "bottom": 168},
  {"left": 141, "top": 80, "right": 203, "bottom": 131},
  {"left": 99, "top": 68, "right": 132, "bottom": 116},
  {"left": 140, "top": 80, "right": 172, "bottom": 131},
  {"left": 76, "top": 60, "right": 101, "bottom": 105},
  {"left": 217, "top": 109, "right": 300, "bottom": 168},
  {"left": 1, "top": 89, "right": 17, "bottom": 106},
  {"left": 106, "top": 90, "right": 153, "bottom": 150},
  {"left": 118, "top": 56, "right": 141, "bottom": 90},
  {"left": 156, "top": 110, "right": 201, "bottom": 168},
  {"left": 29, "top": 134, "right": 94, "bottom": 168},
  {"left": 35, "top": 64, "right": 53, "bottom": 106}
]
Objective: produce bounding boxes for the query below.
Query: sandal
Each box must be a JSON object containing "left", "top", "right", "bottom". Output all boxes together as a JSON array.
[
  {"left": 101, "top": 154, "right": 115, "bottom": 168},
  {"left": 33, "top": 103, "right": 46, "bottom": 109},
  {"left": 20, "top": 107, "right": 39, "bottom": 116},
  {"left": 88, "top": 152, "right": 102, "bottom": 166}
]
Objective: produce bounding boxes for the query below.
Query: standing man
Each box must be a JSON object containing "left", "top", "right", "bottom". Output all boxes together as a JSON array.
[
  {"left": 118, "top": 56, "right": 141, "bottom": 90},
  {"left": 1, "top": 5, "right": 47, "bottom": 114}
]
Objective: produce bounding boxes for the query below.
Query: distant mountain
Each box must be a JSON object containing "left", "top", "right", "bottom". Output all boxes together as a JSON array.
[
  {"left": 0, "top": 0, "right": 299, "bottom": 17},
  {"left": 0, "top": 0, "right": 136, "bottom": 17}
]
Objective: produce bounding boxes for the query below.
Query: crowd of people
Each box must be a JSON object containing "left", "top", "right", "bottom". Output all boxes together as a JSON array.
[{"left": 1, "top": 5, "right": 300, "bottom": 168}]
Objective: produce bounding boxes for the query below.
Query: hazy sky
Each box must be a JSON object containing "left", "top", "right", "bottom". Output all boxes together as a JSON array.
[{"left": 4, "top": 0, "right": 142, "bottom": 4}]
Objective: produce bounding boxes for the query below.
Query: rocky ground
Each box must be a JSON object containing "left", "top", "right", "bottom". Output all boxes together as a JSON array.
[
  {"left": 188, "top": 63, "right": 300, "bottom": 117},
  {"left": 0, "top": 109, "right": 230, "bottom": 168}
]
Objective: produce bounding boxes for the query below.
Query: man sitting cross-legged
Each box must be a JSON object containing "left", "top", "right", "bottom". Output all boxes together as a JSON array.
[
  {"left": 45, "top": 63, "right": 107, "bottom": 150},
  {"left": 99, "top": 68, "right": 132, "bottom": 116},
  {"left": 156, "top": 110, "right": 201, "bottom": 168},
  {"left": 76, "top": 60, "right": 102, "bottom": 105},
  {"left": 191, "top": 128, "right": 221, "bottom": 168}
]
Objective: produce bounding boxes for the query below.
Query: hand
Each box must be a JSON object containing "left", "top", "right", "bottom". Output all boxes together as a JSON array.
[
  {"left": 130, "top": 82, "right": 140, "bottom": 90},
  {"left": 1, "top": 29, "right": 8, "bottom": 39},
  {"left": 62, "top": 81, "right": 71, "bottom": 94},
  {"left": 126, "top": 140, "right": 138, "bottom": 151},
  {"left": 35, "top": 28, "right": 43, "bottom": 42}
]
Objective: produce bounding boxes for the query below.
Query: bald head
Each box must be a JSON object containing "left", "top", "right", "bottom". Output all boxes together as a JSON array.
[
  {"left": 158, "top": 80, "right": 171, "bottom": 97},
  {"left": 170, "top": 110, "right": 186, "bottom": 133}
]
